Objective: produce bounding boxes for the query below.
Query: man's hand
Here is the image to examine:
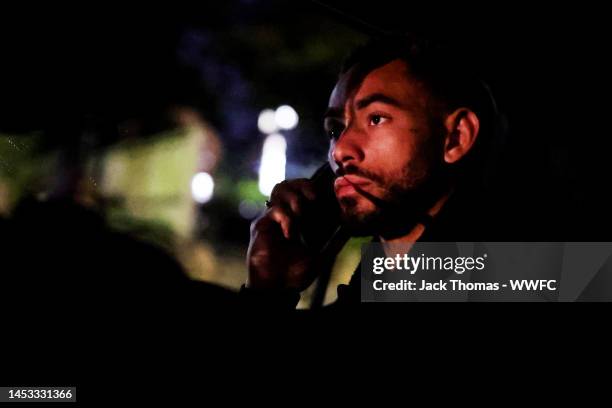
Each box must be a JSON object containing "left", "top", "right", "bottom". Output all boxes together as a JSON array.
[{"left": 246, "top": 179, "right": 347, "bottom": 292}]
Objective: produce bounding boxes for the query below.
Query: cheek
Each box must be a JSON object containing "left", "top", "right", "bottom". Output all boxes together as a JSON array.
[{"left": 368, "top": 133, "right": 417, "bottom": 175}]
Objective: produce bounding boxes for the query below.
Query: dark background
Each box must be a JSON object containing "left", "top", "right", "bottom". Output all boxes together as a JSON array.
[{"left": 2, "top": 0, "right": 609, "bottom": 240}]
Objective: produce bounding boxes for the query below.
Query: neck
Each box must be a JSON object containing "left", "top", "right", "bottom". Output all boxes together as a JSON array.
[{"left": 379, "top": 189, "right": 452, "bottom": 246}]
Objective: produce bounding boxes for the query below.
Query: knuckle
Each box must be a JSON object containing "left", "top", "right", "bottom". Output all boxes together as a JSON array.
[
  {"left": 268, "top": 206, "right": 284, "bottom": 218},
  {"left": 273, "top": 179, "right": 314, "bottom": 204},
  {"left": 293, "top": 178, "right": 310, "bottom": 184},
  {"left": 251, "top": 215, "right": 269, "bottom": 234},
  {"left": 268, "top": 207, "right": 291, "bottom": 226},
  {"left": 271, "top": 179, "right": 290, "bottom": 196}
]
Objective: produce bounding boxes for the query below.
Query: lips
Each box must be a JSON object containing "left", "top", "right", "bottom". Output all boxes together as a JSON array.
[{"left": 334, "top": 175, "right": 370, "bottom": 198}]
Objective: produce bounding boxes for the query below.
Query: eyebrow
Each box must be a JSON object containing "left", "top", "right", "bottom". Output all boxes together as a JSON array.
[
  {"left": 323, "top": 93, "right": 404, "bottom": 120},
  {"left": 355, "top": 93, "right": 403, "bottom": 110}
]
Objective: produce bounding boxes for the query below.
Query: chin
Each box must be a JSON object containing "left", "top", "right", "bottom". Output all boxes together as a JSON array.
[{"left": 339, "top": 197, "right": 381, "bottom": 236}]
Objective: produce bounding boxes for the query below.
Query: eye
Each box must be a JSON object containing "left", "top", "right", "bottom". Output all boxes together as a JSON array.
[{"left": 369, "top": 114, "right": 389, "bottom": 126}]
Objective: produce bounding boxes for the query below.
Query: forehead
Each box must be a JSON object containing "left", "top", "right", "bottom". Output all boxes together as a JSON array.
[{"left": 328, "top": 59, "right": 426, "bottom": 110}]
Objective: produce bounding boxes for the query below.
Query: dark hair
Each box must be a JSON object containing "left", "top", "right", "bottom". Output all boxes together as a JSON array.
[{"left": 341, "top": 35, "right": 502, "bottom": 187}]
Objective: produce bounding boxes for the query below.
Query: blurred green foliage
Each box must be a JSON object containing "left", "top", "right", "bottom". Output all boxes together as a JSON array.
[{"left": 0, "top": 133, "right": 54, "bottom": 210}]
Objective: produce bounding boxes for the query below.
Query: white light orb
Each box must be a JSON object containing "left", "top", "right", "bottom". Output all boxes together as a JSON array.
[
  {"left": 258, "top": 134, "right": 287, "bottom": 196},
  {"left": 191, "top": 172, "right": 214, "bottom": 204},
  {"left": 257, "top": 109, "right": 278, "bottom": 134},
  {"left": 274, "top": 105, "right": 299, "bottom": 130}
]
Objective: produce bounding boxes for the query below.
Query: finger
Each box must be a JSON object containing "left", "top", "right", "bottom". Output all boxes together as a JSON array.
[
  {"left": 250, "top": 211, "right": 289, "bottom": 240},
  {"left": 270, "top": 180, "right": 316, "bottom": 212},
  {"left": 291, "top": 179, "right": 317, "bottom": 201},
  {"left": 250, "top": 213, "right": 275, "bottom": 235},
  {"left": 274, "top": 189, "right": 308, "bottom": 217},
  {"left": 267, "top": 206, "right": 294, "bottom": 240}
]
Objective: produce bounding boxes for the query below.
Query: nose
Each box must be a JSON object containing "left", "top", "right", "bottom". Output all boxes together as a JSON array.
[{"left": 331, "top": 124, "right": 365, "bottom": 169}]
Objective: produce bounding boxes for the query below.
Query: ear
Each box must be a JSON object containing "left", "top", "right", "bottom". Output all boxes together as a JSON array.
[{"left": 443, "top": 108, "right": 480, "bottom": 164}]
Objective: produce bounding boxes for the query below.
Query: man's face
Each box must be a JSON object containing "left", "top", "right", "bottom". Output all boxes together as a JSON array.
[{"left": 325, "top": 59, "right": 446, "bottom": 235}]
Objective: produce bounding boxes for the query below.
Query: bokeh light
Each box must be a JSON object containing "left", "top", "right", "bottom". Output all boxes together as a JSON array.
[
  {"left": 191, "top": 172, "right": 215, "bottom": 204},
  {"left": 257, "top": 109, "right": 278, "bottom": 134},
  {"left": 238, "top": 199, "right": 261, "bottom": 219},
  {"left": 274, "top": 105, "right": 299, "bottom": 130},
  {"left": 258, "top": 133, "right": 287, "bottom": 196}
]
